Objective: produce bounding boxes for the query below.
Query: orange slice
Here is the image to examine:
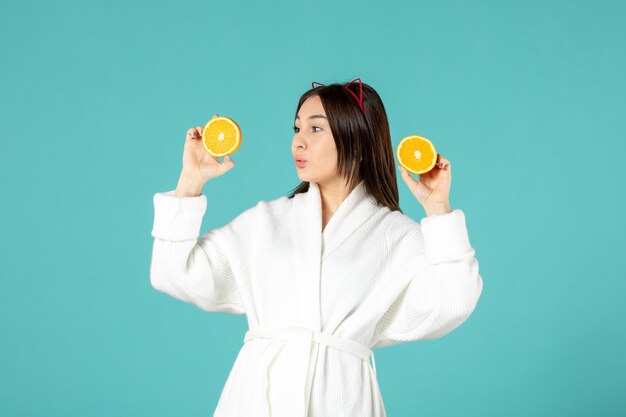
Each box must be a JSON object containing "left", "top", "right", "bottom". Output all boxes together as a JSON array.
[
  {"left": 201, "top": 115, "right": 242, "bottom": 157},
  {"left": 396, "top": 135, "right": 437, "bottom": 174}
]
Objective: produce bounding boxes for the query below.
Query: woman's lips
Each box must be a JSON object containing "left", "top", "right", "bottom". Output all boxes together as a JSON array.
[{"left": 295, "top": 159, "right": 307, "bottom": 168}]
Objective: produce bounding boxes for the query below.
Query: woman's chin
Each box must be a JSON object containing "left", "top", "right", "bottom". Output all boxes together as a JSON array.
[{"left": 296, "top": 171, "right": 313, "bottom": 182}]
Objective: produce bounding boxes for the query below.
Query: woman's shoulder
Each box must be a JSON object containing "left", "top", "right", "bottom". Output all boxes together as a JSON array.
[
  {"left": 239, "top": 193, "right": 292, "bottom": 222},
  {"left": 374, "top": 208, "right": 424, "bottom": 246},
  {"left": 378, "top": 207, "right": 418, "bottom": 230}
]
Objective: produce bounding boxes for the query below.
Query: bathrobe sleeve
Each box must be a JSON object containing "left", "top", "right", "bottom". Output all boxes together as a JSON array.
[
  {"left": 371, "top": 209, "right": 483, "bottom": 349},
  {"left": 149, "top": 190, "right": 254, "bottom": 314}
]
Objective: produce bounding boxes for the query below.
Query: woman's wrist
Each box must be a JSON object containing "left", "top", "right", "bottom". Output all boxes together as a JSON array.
[
  {"left": 175, "top": 173, "right": 205, "bottom": 197},
  {"left": 424, "top": 202, "right": 452, "bottom": 217}
]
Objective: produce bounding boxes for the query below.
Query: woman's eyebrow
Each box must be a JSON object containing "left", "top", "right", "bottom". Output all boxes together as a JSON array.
[{"left": 295, "top": 114, "right": 327, "bottom": 120}]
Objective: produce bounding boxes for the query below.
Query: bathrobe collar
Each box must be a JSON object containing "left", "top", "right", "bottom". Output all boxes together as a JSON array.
[
  {"left": 290, "top": 179, "right": 382, "bottom": 330},
  {"left": 311, "top": 179, "right": 382, "bottom": 259}
]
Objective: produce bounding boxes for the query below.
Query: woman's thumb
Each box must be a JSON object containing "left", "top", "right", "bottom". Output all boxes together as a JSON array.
[{"left": 413, "top": 180, "right": 433, "bottom": 203}]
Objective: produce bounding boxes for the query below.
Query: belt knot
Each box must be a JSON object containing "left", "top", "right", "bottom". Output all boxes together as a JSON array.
[{"left": 243, "top": 326, "right": 377, "bottom": 417}]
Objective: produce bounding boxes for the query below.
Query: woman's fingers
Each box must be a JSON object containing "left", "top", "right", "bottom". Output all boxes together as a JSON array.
[
  {"left": 437, "top": 155, "right": 450, "bottom": 170},
  {"left": 398, "top": 165, "right": 433, "bottom": 202},
  {"left": 221, "top": 155, "right": 235, "bottom": 170},
  {"left": 186, "top": 128, "right": 198, "bottom": 140},
  {"left": 189, "top": 115, "right": 218, "bottom": 139}
]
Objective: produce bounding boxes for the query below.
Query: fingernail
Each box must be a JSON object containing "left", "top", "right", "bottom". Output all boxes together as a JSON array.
[{"left": 397, "top": 165, "right": 401, "bottom": 172}]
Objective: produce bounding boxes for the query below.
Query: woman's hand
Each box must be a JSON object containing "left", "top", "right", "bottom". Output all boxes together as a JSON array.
[
  {"left": 398, "top": 154, "right": 453, "bottom": 217},
  {"left": 181, "top": 114, "right": 236, "bottom": 182}
]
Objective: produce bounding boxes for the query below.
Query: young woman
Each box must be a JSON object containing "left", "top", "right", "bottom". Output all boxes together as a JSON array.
[{"left": 150, "top": 78, "right": 483, "bottom": 417}]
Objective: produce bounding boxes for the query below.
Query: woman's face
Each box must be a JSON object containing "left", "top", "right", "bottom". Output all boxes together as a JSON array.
[{"left": 292, "top": 95, "right": 339, "bottom": 184}]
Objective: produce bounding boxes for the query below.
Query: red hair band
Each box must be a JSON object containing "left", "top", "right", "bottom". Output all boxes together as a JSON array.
[{"left": 311, "top": 77, "right": 365, "bottom": 115}]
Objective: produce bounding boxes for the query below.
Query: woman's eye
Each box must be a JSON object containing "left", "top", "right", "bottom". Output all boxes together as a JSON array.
[{"left": 293, "top": 126, "right": 321, "bottom": 133}]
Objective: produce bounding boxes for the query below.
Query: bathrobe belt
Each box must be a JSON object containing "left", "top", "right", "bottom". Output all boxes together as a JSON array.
[{"left": 244, "top": 326, "right": 377, "bottom": 417}]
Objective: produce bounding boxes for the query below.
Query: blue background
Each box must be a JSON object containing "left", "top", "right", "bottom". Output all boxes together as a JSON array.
[{"left": 1, "top": 0, "right": 624, "bottom": 415}]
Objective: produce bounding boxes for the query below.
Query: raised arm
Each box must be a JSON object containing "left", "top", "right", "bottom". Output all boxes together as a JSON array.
[
  {"left": 371, "top": 209, "right": 483, "bottom": 349},
  {"left": 150, "top": 189, "right": 255, "bottom": 314}
]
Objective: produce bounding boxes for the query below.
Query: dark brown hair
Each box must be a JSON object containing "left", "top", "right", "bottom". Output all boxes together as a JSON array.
[{"left": 287, "top": 79, "right": 402, "bottom": 213}]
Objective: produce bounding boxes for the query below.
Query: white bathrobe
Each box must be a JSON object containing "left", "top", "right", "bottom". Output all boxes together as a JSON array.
[{"left": 150, "top": 179, "right": 483, "bottom": 417}]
